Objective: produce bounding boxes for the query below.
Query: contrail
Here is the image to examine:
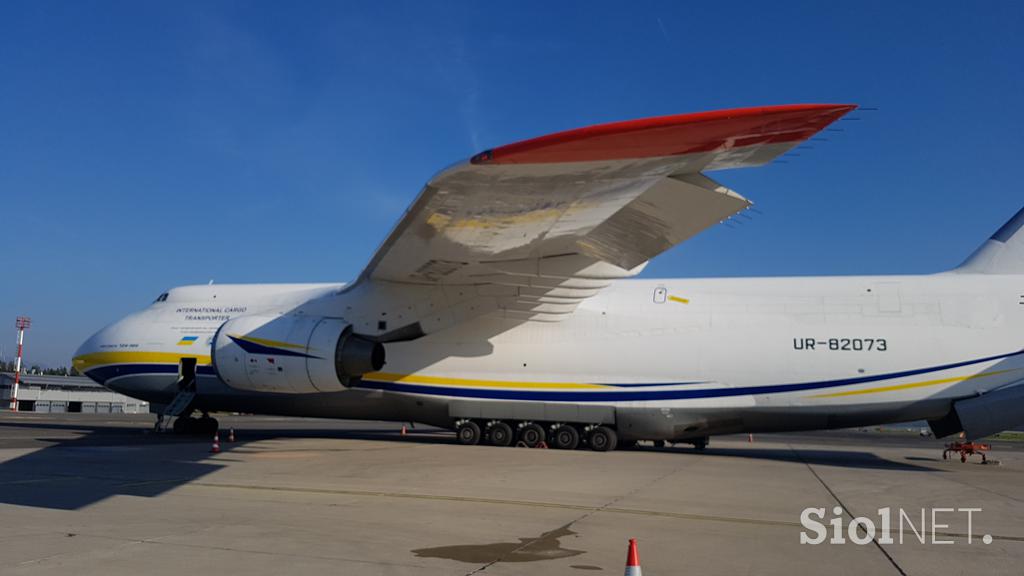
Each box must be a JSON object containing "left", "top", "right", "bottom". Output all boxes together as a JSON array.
[{"left": 657, "top": 17, "right": 670, "bottom": 45}]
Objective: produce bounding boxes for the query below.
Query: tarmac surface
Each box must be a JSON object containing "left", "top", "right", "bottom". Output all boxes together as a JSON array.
[{"left": 0, "top": 412, "right": 1022, "bottom": 575}]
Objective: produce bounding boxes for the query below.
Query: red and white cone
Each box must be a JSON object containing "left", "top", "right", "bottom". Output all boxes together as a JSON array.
[
  {"left": 211, "top": 433, "right": 221, "bottom": 454},
  {"left": 227, "top": 428, "right": 235, "bottom": 442},
  {"left": 401, "top": 425, "right": 407, "bottom": 436},
  {"left": 624, "top": 538, "right": 642, "bottom": 576}
]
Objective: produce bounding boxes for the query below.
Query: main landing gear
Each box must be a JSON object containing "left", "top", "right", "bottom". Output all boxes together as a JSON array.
[
  {"left": 454, "top": 419, "right": 619, "bottom": 452},
  {"left": 550, "top": 424, "right": 578, "bottom": 450},
  {"left": 456, "top": 420, "right": 482, "bottom": 445},
  {"left": 518, "top": 423, "right": 546, "bottom": 448}
]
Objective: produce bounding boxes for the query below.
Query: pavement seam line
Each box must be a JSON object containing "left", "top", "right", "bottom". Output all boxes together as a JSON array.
[{"left": 788, "top": 443, "right": 908, "bottom": 576}]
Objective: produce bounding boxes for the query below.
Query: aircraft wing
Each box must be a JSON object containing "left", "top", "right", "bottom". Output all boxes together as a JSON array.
[{"left": 350, "top": 104, "right": 855, "bottom": 338}]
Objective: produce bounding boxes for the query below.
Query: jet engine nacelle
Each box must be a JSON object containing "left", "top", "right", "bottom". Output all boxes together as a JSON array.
[{"left": 211, "top": 314, "right": 385, "bottom": 394}]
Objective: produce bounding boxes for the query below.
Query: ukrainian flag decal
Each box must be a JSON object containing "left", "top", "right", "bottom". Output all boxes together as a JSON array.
[{"left": 177, "top": 336, "right": 199, "bottom": 346}]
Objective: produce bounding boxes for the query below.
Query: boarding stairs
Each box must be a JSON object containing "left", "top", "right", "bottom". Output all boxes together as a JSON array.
[{"left": 156, "top": 388, "right": 196, "bottom": 432}]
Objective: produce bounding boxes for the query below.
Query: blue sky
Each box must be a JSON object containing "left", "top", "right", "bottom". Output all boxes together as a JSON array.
[{"left": 2, "top": 1, "right": 1022, "bottom": 367}]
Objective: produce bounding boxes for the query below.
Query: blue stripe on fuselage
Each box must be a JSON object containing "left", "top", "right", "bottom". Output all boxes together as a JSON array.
[
  {"left": 85, "top": 363, "right": 217, "bottom": 384},
  {"left": 353, "top": 348, "right": 1024, "bottom": 402}
]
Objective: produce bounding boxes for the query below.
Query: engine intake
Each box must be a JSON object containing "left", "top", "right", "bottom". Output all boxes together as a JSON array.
[{"left": 212, "top": 314, "right": 385, "bottom": 394}]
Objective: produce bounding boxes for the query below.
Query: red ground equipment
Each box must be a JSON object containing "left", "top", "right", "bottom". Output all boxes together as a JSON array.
[{"left": 943, "top": 441, "right": 991, "bottom": 463}]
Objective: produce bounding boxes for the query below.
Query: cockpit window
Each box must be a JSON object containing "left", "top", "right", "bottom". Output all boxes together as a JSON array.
[{"left": 153, "top": 292, "right": 169, "bottom": 303}]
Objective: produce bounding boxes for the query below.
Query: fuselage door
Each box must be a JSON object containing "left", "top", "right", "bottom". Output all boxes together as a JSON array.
[{"left": 654, "top": 286, "right": 667, "bottom": 304}]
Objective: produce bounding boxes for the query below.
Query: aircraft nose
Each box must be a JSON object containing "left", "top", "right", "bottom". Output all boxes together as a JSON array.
[
  {"left": 73, "top": 331, "right": 102, "bottom": 382},
  {"left": 73, "top": 319, "right": 123, "bottom": 384}
]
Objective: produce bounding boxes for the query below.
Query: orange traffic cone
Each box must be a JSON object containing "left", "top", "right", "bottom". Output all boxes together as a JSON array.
[
  {"left": 210, "top": 433, "right": 221, "bottom": 454},
  {"left": 624, "top": 538, "right": 642, "bottom": 576},
  {"left": 401, "top": 425, "right": 407, "bottom": 436},
  {"left": 227, "top": 429, "right": 235, "bottom": 442}
]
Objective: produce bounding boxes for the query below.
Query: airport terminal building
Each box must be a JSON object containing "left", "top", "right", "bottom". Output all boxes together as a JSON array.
[{"left": 0, "top": 372, "right": 149, "bottom": 414}]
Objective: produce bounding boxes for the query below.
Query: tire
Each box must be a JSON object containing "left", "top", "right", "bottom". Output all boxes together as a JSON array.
[
  {"left": 488, "top": 422, "right": 514, "bottom": 447},
  {"left": 199, "top": 417, "right": 219, "bottom": 436},
  {"left": 172, "top": 417, "right": 190, "bottom": 434},
  {"left": 588, "top": 426, "right": 618, "bottom": 452},
  {"left": 693, "top": 437, "right": 708, "bottom": 451},
  {"left": 173, "top": 417, "right": 206, "bottom": 435},
  {"left": 457, "top": 421, "right": 482, "bottom": 445},
  {"left": 551, "top": 425, "right": 580, "bottom": 450},
  {"left": 518, "top": 423, "right": 545, "bottom": 447},
  {"left": 652, "top": 440, "right": 666, "bottom": 448}
]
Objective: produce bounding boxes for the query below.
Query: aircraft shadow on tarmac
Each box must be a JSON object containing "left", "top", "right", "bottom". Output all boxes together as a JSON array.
[
  {"left": 0, "top": 421, "right": 934, "bottom": 511},
  {"left": 678, "top": 446, "right": 937, "bottom": 471},
  {"left": 0, "top": 421, "right": 450, "bottom": 511}
]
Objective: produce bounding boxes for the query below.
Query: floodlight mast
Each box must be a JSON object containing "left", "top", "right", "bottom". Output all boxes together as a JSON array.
[{"left": 11, "top": 317, "right": 30, "bottom": 411}]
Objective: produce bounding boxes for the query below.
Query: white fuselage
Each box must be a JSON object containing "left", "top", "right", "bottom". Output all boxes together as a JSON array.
[{"left": 73, "top": 272, "right": 1024, "bottom": 440}]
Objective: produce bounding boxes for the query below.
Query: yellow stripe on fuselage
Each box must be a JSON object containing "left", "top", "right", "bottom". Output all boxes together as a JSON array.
[
  {"left": 361, "top": 372, "right": 608, "bottom": 390},
  {"left": 72, "top": 351, "right": 212, "bottom": 372},
  {"left": 808, "top": 369, "right": 1018, "bottom": 399}
]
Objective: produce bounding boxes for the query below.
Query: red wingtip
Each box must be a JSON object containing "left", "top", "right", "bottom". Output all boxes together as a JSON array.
[
  {"left": 473, "top": 104, "right": 857, "bottom": 165},
  {"left": 626, "top": 538, "right": 640, "bottom": 567}
]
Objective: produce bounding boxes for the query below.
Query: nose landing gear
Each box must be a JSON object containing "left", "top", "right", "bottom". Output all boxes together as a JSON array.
[{"left": 171, "top": 413, "right": 219, "bottom": 436}]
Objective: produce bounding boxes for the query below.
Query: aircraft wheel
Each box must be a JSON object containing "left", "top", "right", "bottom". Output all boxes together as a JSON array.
[
  {"left": 589, "top": 426, "right": 618, "bottom": 452},
  {"left": 551, "top": 425, "right": 580, "bottom": 450},
  {"left": 652, "top": 440, "right": 666, "bottom": 448},
  {"left": 693, "top": 436, "right": 709, "bottom": 451},
  {"left": 488, "top": 422, "right": 514, "bottom": 447},
  {"left": 172, "top": 417, "right": 191, "bottom": 434},
  {"left": 457, "top": 421, "right": 482, "bottom": 445},
  {"left": 518, "top": 423, "right": 546, "bottom": 447},
  {"left": 174, "top": 417, "right": 209, "bottom": 435},
  {"left": 199, "top": 416, "right": 219, "bottom": 436}
]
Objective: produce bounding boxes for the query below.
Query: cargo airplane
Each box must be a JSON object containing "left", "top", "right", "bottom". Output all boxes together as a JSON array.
[{"left": 73, "top": 104, "right": 1024, "bottom": 451}]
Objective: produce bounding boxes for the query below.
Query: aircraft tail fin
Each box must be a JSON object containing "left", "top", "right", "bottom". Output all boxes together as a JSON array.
[{"left": 956, "top": 206, "right": 1024, "bottom": 274}]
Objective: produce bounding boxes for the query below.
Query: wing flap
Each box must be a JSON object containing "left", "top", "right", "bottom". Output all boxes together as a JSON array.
[{"left": 576, "top": 173, "right": 751, "bottom": 270}]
